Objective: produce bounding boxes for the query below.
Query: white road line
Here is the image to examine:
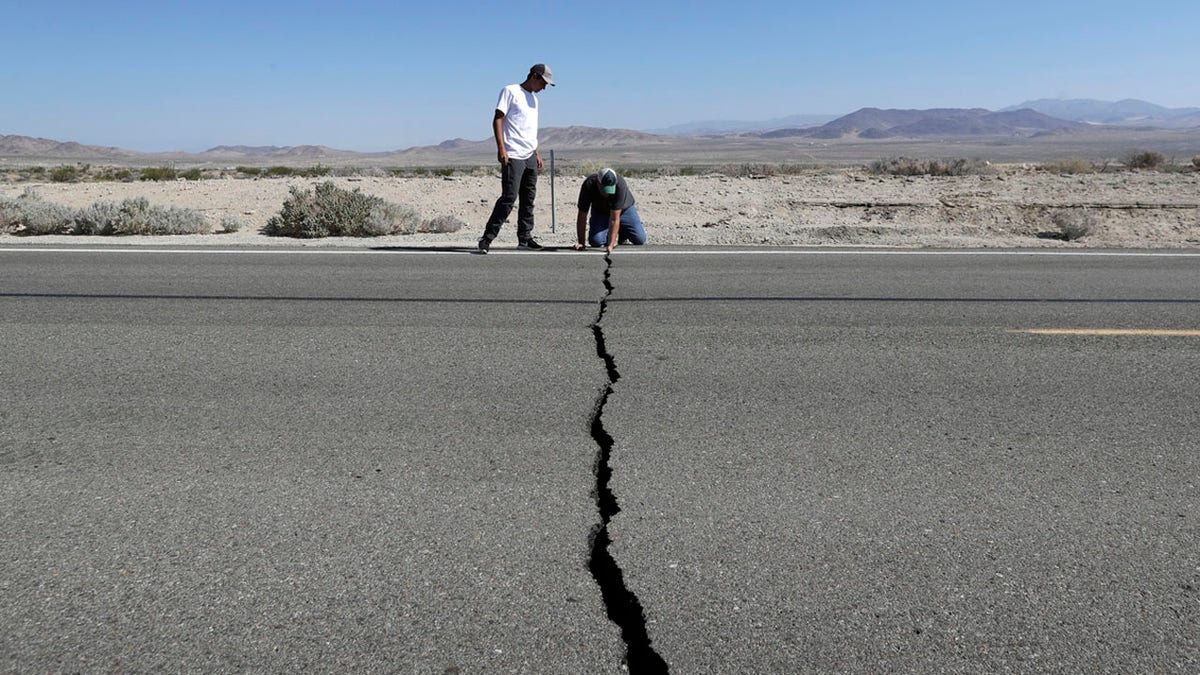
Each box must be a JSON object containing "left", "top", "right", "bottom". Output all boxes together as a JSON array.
[
  {"left": 1012, "top": 328, "right": 1200, "bottom": 336},
  {"left": 3, "top": 247, "right": 1200, "bottom": 258}
]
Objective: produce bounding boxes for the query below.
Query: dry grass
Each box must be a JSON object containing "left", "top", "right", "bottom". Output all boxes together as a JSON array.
[{"left": 866, "top": 157, "right": 992, "bottom": 176}]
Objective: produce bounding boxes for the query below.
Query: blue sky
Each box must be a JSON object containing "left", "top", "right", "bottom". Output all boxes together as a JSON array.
[{"left": 3, "top": 0, "right": 1197, "bottom": 152}]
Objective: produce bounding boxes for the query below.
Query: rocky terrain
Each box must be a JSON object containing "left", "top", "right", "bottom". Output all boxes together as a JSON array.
[{"left": 4, "top": 168, "right": 1198, "bottom": 249}]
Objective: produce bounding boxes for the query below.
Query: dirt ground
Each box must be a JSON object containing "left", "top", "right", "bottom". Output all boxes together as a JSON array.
[{"left": 3, "top": 169, "right": 1199, "bottom": 248}]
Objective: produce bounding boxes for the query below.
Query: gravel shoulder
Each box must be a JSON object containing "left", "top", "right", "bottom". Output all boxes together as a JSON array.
[{"left": 4, "top": 170, "right": 1199, "bottom": 248}]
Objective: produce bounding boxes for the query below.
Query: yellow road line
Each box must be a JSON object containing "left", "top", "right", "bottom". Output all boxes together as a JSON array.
[{"left": 1011, "top": 329, "right": 1200, "bottom": 336}]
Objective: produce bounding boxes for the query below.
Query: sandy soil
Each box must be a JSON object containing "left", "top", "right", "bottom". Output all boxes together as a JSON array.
[{"left": 3, "top": 170, "right": 1199, "bottom": 248}]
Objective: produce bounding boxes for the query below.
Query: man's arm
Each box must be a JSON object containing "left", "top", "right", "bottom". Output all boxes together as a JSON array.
[
  {"left": 493, "top": 110, "right": 507, "bottom": 165},
  {"left": 606, "top": 209, "right": 621, "bottom": 253},
  {"left": 575, "top": 210, "right": 588, "bottom": 250}
]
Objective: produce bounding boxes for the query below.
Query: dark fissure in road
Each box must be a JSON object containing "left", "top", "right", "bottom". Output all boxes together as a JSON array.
[{"left": 586, "top": 256, "right": 669, "bottom": 674}]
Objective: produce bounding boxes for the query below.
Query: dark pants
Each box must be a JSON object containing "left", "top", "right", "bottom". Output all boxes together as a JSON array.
[{"left": 482, "top": 155, "right": 538, "bottom": 242}]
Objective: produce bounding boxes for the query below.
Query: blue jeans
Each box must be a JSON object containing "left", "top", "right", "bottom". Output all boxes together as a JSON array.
[{"left": 587, "top": 205, "right": 646, "bottom": 247}]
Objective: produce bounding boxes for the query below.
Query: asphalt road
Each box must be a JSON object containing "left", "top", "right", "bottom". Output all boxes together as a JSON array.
[{"left": 2, "top": 246, "right": 1198, "bottom": 673}]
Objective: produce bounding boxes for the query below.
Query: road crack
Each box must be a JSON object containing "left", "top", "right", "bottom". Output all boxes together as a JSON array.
[{"left": 587, "top": 254, "right": 669, "bottom": 674}]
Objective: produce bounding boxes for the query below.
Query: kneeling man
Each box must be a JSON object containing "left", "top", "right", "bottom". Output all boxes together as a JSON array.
[{"left": 575, "top": 168, "right": 647, "bottom": 253}]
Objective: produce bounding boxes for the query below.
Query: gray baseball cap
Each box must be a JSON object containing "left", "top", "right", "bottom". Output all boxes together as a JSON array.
[{"left": 530, "top": 63, "right": 555, "bottom": 86}]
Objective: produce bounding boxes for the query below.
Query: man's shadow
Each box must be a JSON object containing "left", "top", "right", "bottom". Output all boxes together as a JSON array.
[{"left": 370, "top": 245, "right": 590, "bottom": 253}]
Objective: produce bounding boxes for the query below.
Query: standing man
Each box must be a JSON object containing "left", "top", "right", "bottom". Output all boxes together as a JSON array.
[
  {"left": 575, "top": 168, "right": 647, "bottom": 254},
  {"left": 477, "top": 63, "right": 554, "bottom": 254}
]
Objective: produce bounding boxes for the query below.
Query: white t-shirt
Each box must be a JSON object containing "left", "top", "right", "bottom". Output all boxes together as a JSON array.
[{"left": 495, "top": 83, "right": 538, "bottom": 160}]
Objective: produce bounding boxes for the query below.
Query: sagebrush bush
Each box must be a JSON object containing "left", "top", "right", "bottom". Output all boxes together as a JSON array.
[
  {"left": 72, "top": 201, "right": 125, "bottom": 235},
  {"left": 220, "top": 215, "right": 244, "bottom": 233},
  {"left": 50, "top": 165, "right": 81, "bottom": 182},
  {"left": 425, "top": 215, "right": 466, "bottom": 233},
  {"left": 867, "top": 157, "right": 989, "bottom": 176},
  {"left": 4, "top": 191, "right": 76, "bottom": 234},
  {"left": 577, "top": 161, "right": 606, "bottom": 177},
  {"left": 258, "top": 166, "right": 329, "bottom": 178},
  {"left": 265, "top": 181, "right": 421, "bottom": 238},
  {"left": 1124, "top": 150, "right": 1166, "bottom": 170},
  {"left": 140, "top": 167, "right": 177, "bottom": 181},
  {"left": 715, "top": 163, "right": 793, "bottom": 177},
  {"left": 146, "top": 205, "right": 210, "bottom": 234},
  {"left": 106, "top": 198, "right": 209, "bottom": 234},
  {"left": 1041, "top": 158, "right": 1095, "bottom": 174},
  {"left": 0, "top": 197, "right": 24, "bottom": 233},
  {"left": 1052, "top": 209, "right": 1096, "bottom": 241},
  {"left": 3, "top": 194, "right": 209, "bottom": 236},
  {"left": 96, "top": 168, "right": 134, "bottom": 182}
]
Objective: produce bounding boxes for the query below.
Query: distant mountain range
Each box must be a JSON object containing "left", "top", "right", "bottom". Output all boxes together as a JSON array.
[
  {"left": 3, "top": 99, "right": 1198, "bottom": 161},
  {"left": 652, "top": 98, "right": 1200, "bottom": 137},
  {"left": 0, "top": 134, "right": 141, "bottom": 158},
  {"left": 645, "top": 114, "right": 838, "bottom": 136},
  {"left": 200, "top": 144, "right": 362, "bottom": 158},
  {"left": 748, "top": 108, "right": 1082, "bottom": 140},
  {"left": 1001, "top": 98, "right": 1200, "bottom": 128}
]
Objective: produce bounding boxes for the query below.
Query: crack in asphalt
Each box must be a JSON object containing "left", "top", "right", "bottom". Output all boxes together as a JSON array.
[{"left": 587, "top": 255, "right": 669, "bottom": 674}]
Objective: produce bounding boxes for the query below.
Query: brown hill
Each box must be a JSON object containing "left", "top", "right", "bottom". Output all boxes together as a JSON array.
[
  {"left": 201, "top": 144, "right": 360, "bottom": 158},
  {"left": 540, "top": 126, "right": 672, "bottom": 146},
  {"left": 759, "top": 108, "right": 1082, "bottom": 139},
  {"left": 5, "top": 123, "right": 1200, "bottom": 168},
  {"left": 0, "top": 134, "right": 140, "bottom": 158}
]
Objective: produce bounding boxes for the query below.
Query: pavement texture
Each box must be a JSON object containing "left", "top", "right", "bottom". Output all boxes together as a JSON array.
[
  {"left": 603, "top": 252, "right": 1200, "bottom": 672},
  {"left": 2, "top": 247, "right": 1198, "bottom": 672}
]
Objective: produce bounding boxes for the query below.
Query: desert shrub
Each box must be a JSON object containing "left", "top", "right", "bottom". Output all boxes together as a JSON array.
[
  {"left": 70, "top": 198, "right": 209, "bottom": 235},
  {"left": 1041, "top": 158, "right": 1095, "bottom": 174},
  {"left": 72, "top": 201, "right": 123, "bottom": 235},
  {"left": 610, "top": 166, "right": 655, "bottom": 179},
  {"left": 180, "top": 168, "right": 204, "bottom": 181},
  {"left": 113, "top": 198, "right": 208, "bottom": 234},
  {"left": 237, "top": 166, "right": 262, "bottom": 177},
  {"left": 0, "top": 197, "right": 24, "bottom": 232},
  {"left": 50, "top": 165, "right": 81, "bottom": 182},
  {"left": 867, "top": 157, "right": 989, "bottom": 176},
  {"left": 262, "top": 165, "right": 334, "bottom": 178},
  {"left": 425, "top": 215, "right": 466, "bottom": 233},
  {"left": 96, "top": 167, "right": 134, "bottom": 182},
  {"left": 333, "top": 166, "right": 380, "bottom": 177},
  {"left": 220, "top": 215, "right": 244, "bottom": 233},
  {"left": 265, "top": 181, "right": 421, "bottom": 238},
  {"left": 144, "top": 205, "right": 210, "bottom": 234},
  {"left": 3, "top": 191, "right": 75, "bottom": 234},
  {"left": 22, "top": 200, "right": 76, "bottom": 234},
  {"left": 576, "top": 161, "right": 605, "bottom": 177},
  {"left": 1124, "top": 150, "right": 1166, "bottom": 170},
  {"left": 1191, "top": 156, "right": 1200, "bottom": 171},
  {"left": 140, "top": 167, "right": 177, "bottom": 181},
  {"left": 716, "top": 163, "right": 781, "bottom": 177},
  {"left": 1051, "top": 209, "right": 1096, "bottom": 241}
]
